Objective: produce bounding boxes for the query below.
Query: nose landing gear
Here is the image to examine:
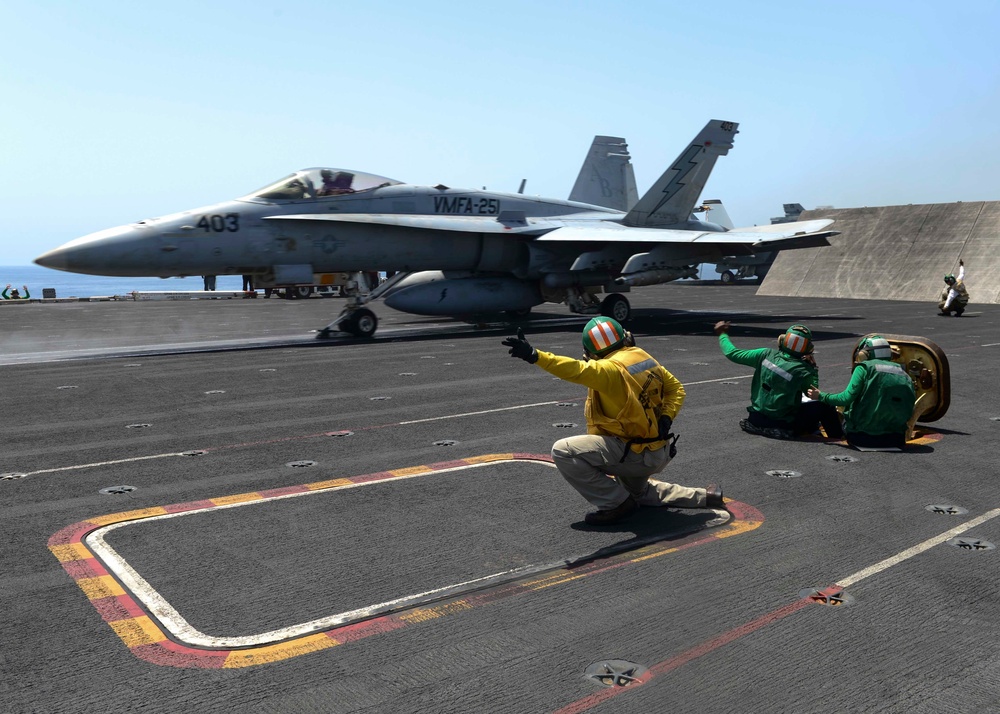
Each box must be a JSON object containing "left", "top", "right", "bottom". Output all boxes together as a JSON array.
[
  {"left": 316, "top": 271, "right": 409, "bottom": 339},
  {"left": 339, "top": 308, "right": 378, "bottom": 337}
]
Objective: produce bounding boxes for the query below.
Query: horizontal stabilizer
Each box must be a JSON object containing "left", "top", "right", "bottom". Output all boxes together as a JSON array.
[
  {"left": 727, "top": 218, "right": 835, "bottom": 236},
  {"left": 267, "top": 213, "right": 556, "bottom": 235}
]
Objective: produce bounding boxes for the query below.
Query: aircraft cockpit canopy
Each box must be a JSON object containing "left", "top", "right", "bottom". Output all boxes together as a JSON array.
[{"left": 244, "top": 168, "right": 403, "bottom": 201}]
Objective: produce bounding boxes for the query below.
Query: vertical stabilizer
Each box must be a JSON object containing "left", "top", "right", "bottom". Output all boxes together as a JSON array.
[
  {"left": 568, "top": 136, "right": 638, "bottom": 211},
  {"left": 624, "top": 120, "right": 738, "bottom": 227}
]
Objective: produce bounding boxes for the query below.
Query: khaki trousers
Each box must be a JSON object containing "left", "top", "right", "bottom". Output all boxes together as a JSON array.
[{"left": 551, "top": 434, "right": 707, "bottom": 511}]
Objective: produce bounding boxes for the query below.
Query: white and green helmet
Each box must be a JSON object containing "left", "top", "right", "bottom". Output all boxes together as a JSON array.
[
  {"left": 858, "top": 335, "right": 893, "bottom": 361},
  {"left": 582, "top": 317, "right": 626, "bottom": 357}
]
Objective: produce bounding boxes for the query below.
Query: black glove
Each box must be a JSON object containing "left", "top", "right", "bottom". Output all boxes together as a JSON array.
[
  {"left": 502, "top": 327, "right": 538, "bottom": 363},
  {"left": 657, "top": 414, "right": 673, "bottom": 438}
]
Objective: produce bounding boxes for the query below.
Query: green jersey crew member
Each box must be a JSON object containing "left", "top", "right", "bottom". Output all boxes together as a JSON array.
[
  {"left": 715, "top": 321, "right": 843, "bottom": 440},
  {"left": 938, "top": 260, "right": 969, "bottom": 316},
  {"left": 502, "top": 318, "right": 724, "bottom": 526},
  {"left": 2, "top": 284, "right": 29, "bottom": 299},
  {"left": 806, "top": 335, "right": 916, "bottom": 449}
]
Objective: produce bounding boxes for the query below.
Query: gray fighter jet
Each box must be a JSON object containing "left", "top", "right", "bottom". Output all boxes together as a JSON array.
[{"left": 35, "top": 120, "right": 837, "bottom": 338}]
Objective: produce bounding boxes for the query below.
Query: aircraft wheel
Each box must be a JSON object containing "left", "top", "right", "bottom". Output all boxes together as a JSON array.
[
  {"left": 341, "top": 308, "right": 378, "bottom": 338},
  {"left": 601, "top": 293, "right": 631, "bottom": 322},
  {"left": 291, "top": 286, "right": 313, "bottom": 299},
  {"left": 720, "top": 271, "right": 735, "bottom": 284}
]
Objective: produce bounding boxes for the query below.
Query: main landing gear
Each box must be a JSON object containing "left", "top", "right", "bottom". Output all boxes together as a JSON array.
[
  {"left": 562, "top": 287, "right": 632, "bottom": 323},
  {"left": 600, "top": 293, "right": 631, "bottom": 322}
]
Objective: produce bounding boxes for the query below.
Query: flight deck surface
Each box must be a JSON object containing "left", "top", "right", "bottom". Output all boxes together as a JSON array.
[{"left": 2, "top": 284, "right": 998, "bottom": 713}]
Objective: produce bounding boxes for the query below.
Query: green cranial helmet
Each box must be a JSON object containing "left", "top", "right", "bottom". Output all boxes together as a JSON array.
[
  {"left": 777, "top": 324, "right": 813, "bottom": 356},
  {"left": 944, "top": 274, "right": 956, "bottom": 285},
  {"left": 582, "top": 316, "right": 626, "bottom": 357},
  {"left": 857, "top": 335, "right": 893, "bottom": 362}
]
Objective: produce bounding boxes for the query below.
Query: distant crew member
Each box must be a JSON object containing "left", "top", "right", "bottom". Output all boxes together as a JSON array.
[
  {"left": 938, "top": 260, "right": 969, "bottom": 316},
  {"left": 806, "top": 335, "right": 916, "bottom": 449},
  {"left": 501, "top": 318, "right": 724, "bottom": 526},
  {"left": 2, "top": 284, "right": 30, "bottom": 299},
  {"left": 242, "top": 274, "right": 255, "bottom": 292},
  {"left": 715, "top": 320, "right": 843, "bottom": 440},
  {"left": 202, "top": 275, "right": 217, "bottom": 291}
]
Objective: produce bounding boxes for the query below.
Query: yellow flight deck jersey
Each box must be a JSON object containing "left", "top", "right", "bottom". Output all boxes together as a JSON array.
[{"left": 534, "top": 346, "right": 685, "bottom": 452}]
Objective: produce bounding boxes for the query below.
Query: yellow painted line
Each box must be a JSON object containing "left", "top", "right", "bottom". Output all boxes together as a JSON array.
[
  {"left": 631, "top": 545, "right": 683, "bottom": 564},
  {"left": 529, "top": 572, "right": 593, "bottom": 591},
  {"left": 305, "top": 478, "right": 354, "bottom": 490},
  {"left": 110, "top": 616, "right": 168, "bottom": 647},
  {"left": 88, "top": 507, "right": 169, "bottom": 526},
  {"left": 631, "top": 516, "right": 759, "bottom": 562},
  {"left": 223, "top": 634, "right": 340, "bottom": 668},
  {"left": 77, "top": 575, "right": 126, "bottom": 600},
  {"left": 713, "top": 518, "right": 761, "bottom": 539},
  {"left": 211, "top": 492, "right": 261, "bottom": 506},
  {"left": 399, "top": 601, "right": 473, "bottom": 624},
  {"left": 464, "top": 453, "right": 514, "bottom": 463},
  {"left": 389, "top": 465, "right": 433, "bottom": 477},
  {"left": 49, "top": 542, "right": 92, "bottom": 563}
]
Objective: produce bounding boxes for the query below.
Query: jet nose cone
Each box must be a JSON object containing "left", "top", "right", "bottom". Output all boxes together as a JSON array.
[
  {"left": 34, "top": 247, "right": 69, "bottom": 271},
  {"left": 34, "top": 225, "right": 151, "bottom": 276}
]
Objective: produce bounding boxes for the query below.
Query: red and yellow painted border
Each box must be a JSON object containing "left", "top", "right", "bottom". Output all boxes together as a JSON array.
[
  {"left": 909, "top": 426, "right": 944, "bottom": 446},
  {"left": 48, "top": 453, "right": 763, "bottom": 669}
]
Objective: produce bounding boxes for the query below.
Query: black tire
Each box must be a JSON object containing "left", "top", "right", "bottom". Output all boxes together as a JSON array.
[
  {"left": 341, "top": 308, "right": 378, "bottom": 337},
  {"left": 292, "top": 286, "right": 313, "bottom": 299},
  {"left": 601, "top": 293, "right": 631, "bottom": 322},
  {"left": 720, "top": 271, "right": 735, "bottom": 284}
]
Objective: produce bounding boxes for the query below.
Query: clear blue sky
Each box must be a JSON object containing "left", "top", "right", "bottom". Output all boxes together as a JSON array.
[{"left": 4, "top": 1, "right": 1000, "bottom": 265}]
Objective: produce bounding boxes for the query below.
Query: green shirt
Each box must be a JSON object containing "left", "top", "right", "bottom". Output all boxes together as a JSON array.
[
  {"left": 818, "top": 359, "right": 915, "bottom": 436},
  {"left": 719, "top": 333, "right": 818, "bottom": 425}
]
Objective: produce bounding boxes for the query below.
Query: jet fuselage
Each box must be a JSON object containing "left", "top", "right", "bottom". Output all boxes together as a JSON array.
[{"left": 35, "top": 173, "right": 629, "bottom": 280}]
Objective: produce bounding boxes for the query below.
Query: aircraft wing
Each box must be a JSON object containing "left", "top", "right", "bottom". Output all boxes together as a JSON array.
[
  {"left": 266, "top": 213, "right": 557, "bottom": 235},
  {"left": 268, "top": 213, "right": 836, "bottom": 248},
  {"left": 535, "top": 218, "right": 837, "bottom": 246}
]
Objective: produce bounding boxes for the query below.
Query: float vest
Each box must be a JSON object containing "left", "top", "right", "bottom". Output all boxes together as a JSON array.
[
  {"left": 584, "top": 347, "right": 671, "bottom": 452},
  {"left": 844, "top": 360, "right": 916, "bottom": 436},
  {"left": 751, "top": 348, "right": 816, "bottom": 425}
]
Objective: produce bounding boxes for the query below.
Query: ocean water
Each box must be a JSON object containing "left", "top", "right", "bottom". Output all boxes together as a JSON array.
[{"left": 0, "top": 265, "right": 247, "bottom": 298}]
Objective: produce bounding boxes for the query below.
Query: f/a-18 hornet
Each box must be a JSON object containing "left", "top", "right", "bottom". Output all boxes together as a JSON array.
[{"left": 35, "top": 120, "right": 837, "bottom": 338}]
